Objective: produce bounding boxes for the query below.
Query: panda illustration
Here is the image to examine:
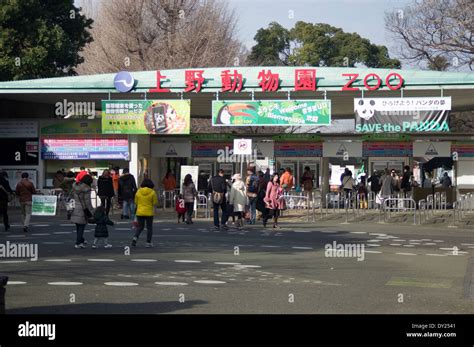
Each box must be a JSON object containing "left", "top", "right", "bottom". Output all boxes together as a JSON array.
[{"left": 355, "top": 99, "right": 377, "bottom": 120}]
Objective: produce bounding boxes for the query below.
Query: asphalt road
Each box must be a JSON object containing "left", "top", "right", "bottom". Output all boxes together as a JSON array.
[{"left": 2, "top": 210, "right": 474, "bottom": 314}]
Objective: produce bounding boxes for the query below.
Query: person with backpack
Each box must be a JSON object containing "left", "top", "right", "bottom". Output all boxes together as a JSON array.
[
  {"left": 97, "top": 169, "right": 115, "bottom": 216},
  {"left": 15, "top": 172, "right": 36, "bottom": 233},
  {"left": 0, "top": 171, "right": 13, "bottom": 232},
  {"left": 92, "top": 205, "right": 114, "bottom": 249},
  {"left": 367, "top": 171, "right": 381, "bottom": 195},
  {"left": 71, "top": 174, "right": 94, "bottom": 249},
  {"left": 131, "top": 179, "right": 158, "bottom": 248},
  {"left": 118, "top": 168, "right": 137, "bottom": 220},
  {"left": 182, "top": 174, "right": 198, "bottom": 224},
  {"left": 245, "top": 167, "right": 259, "bottom": 225},
  {"left": 341, "top": 170, "right": 355, "bottom": 200},
  {"left": 208, "top": 169, "right": 228, "bottom": 231}
]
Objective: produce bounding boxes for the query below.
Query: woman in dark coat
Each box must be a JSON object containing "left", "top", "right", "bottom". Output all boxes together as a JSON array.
[
  {"left": 97, "top": 169, "right": 115, "bottom": 216},
  {"left": 0, "top": 171, "right": 13, "bottom": 231}
]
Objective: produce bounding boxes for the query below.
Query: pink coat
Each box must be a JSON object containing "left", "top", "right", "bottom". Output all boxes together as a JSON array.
[{"left": 264, "top": 181, "right": 283, "bottom": 210}]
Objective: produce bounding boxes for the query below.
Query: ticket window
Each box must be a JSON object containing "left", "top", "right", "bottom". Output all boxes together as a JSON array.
[{"left": 370, "top": 160, "right": 405, "bottom": 176}]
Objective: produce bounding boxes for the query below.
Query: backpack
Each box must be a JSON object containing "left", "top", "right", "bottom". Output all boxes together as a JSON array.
[
  {"left": 248, "top": 175, "right": 259, "bottom": 194},
  {"left": 371, "top": 177, "right": 381, "bottom": 192}
]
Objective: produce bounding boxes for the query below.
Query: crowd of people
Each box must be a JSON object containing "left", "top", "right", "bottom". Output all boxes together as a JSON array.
[{"left": 0, "top": 164, "right": 454, "bottom": 249}]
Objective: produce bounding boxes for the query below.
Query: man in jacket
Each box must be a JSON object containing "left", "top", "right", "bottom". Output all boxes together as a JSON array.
[
  {"left": 118, "top": 168, "right": 137, "bottom": 220},
  {"left": 15, "top": 172, "right": 36, "bottom": 232},
  {"left": 208, "top": 169, "right": 228, "bottom": 231}
]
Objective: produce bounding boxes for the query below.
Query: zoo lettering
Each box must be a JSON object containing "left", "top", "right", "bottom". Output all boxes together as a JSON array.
[{"left": 148, "top": 69, "right": 404, "bottom": 93}]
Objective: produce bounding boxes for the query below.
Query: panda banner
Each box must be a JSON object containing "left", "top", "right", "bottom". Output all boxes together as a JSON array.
[
  {"left": 354, "top": 97, "right": 451, "bottom": 133},
  {"left": 101, "top": 100, "right": 191, "bottom": 134}
]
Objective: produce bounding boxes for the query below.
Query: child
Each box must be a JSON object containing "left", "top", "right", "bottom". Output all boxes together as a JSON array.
[
  {"left": 92, "top": 206, "right": 114, "bottom": 248},
  {"left": 175, "top": 194, "right": 186, "bottom": 223}
]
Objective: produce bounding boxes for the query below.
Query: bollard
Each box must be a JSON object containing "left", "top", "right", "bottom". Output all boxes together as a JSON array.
[{"left": 0, "top": 275, "right": 8, "bottom": 314}]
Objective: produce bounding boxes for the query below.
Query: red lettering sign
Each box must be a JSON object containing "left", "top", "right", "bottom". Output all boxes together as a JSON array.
[
  {"left": 342, "top": 72, "right": 404, "bottom": 91},
  {"left": 258, "top": 69, "right": 279, "bottom": 92},
  {"left": 184, "top": 70, "right": 205, "bottom": 92},
  {"left": 363, "top": 73, "right": 382, "bottom": 91},
  {"left": 386, "top": 72, "right": 404, "bottom": 90},
  {"left": 148, "top": 70, "right": 170, "bottom": 93},
  {"left": 294, "top": 69, "right": 316, "bottom": 91},
  {"left": 342, "top": 73, "right": 359, "bottom": 91},
  {"left": 221, "top": 69, "right": 243, "bottom": 92}
]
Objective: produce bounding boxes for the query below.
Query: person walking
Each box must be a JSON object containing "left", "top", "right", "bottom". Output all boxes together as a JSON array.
[
  {"left": 229, "top": 173, "right": 247, "bottom": 229},
  {"left": 264, "top": 173, "right": 284, "bottom": 229},
  {"left": 208, "top": 169, "right": 228, "bottom": 231},
  {"left": 118, "top": 168, "right": 137, "bottom": 220},
  {"left": 162, "top": 170, "right": 177, "bottom": 192},
  {"left": 111, "top": 167, "right": 120, "bottom": 208},
  {"left": 245, "top": 167, "right": 259, "bottom": 225},
  {"left": 378, "top": 168, "right": 394, "bottom": 206},
  {"left": 0, "top": 172, "right": 13, "bottom": 232},
  {"left": 440, "top": 172, "right": 452, "bottom": 188},
  {"left": 15, "top": 172, "right": 36, "bottom": 233},
  {"left": 342, "top": 170, "right": 355, "bottom": 200},
  {"left": 131, "top": 179, "right": 158, "bottom": 248},
  {"left": 71, "top": 174, "right": 94, "bottom": 248},
  {"left": 256, "top": 171, "right": 269, "bottom": 223},
  {"left": 182, "top": 174, "right": 198, "bottom": 224},
  {"left": 301, "top": 166, "right": 314, "bottom": 207},
  {"left": 280, "top": 167, "right": 294, "bottom": 193},
  {"left": 367, "top": 171, "right": 381, "bottom": 196},
  {"left": 97, "top": 169, "right": 115, "bottom": 216},
  {"left": 400, "top": 166, "right": 412, "bottom": 197},
  {"left": 92, "top": 206, "right": 114, "bottom": 249}
]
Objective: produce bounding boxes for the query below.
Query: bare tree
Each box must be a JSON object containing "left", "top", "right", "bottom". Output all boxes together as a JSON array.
[
  {"left": 385, "top": 0, "right": 473, "bottom": 70},
  {"left": 77, "top": 0, "right": 247, "bottom": 74}
]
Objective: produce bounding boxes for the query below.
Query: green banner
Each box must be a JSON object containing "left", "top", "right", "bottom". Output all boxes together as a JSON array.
[
  {"left": 32, "top": 195, "right": 57, "bottom": 216},
  {"left": 102, "top": 100, "right": 190, "bottom": 134},
  {"left": 212, "top": 100, "right": 331, "bottom": 126}
]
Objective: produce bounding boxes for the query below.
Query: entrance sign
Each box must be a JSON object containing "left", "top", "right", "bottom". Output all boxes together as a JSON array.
[
  {"left": 151, "top": 142, "right": 191, "bottom": 158},
  {"left": 32, "top": 195, "right": 57, "bottom": 216},
  {"left": 212, "top": 100, "right": 331, "bottom": 126},
  {"left": 354, "top": 97, "right": 451, "bottom": 133},
  {"left": 413, "top": 142, "right": 451, "bottom": 157},
  {"left": 323, "top": 142, "right": 363, "bottom": 158},
  {"left": 233, "top": 139, "right": 252, "bottom": 155},
  {"left": 102, "top": 100, "right": 190, "bottom": 135}
]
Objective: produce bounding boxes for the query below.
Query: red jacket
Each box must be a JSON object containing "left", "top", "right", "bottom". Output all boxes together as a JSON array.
[
  {"left": 15, "top": 179, "right": 36, "bottom": 203},
  {"left": 76, "top": 170, "right": 88, "bottom": 183},
  {"left": 175, "top": 198, "right": 186, "bottom": 214}
]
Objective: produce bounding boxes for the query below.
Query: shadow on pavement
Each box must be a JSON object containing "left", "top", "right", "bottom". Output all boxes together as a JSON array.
[{"left": 6, "top": 299, "right": 207, "bottom": 314}]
